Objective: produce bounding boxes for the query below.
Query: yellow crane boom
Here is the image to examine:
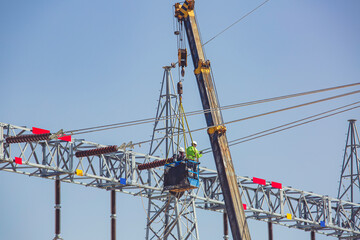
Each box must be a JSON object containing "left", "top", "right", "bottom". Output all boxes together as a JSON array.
[{"left": 174, "top": 1, "right": 251, "bottom": 239}]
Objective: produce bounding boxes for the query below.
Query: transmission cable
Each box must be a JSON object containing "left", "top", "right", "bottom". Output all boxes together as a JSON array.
[
  {"left": 200, "top": 101, "right": 360, "bottom": 153},
  {"left": 65, "top": 82, "right": 360, "bottom": 136},
  {"left": 132, "top": 90, "right": 360, "bottom": 147},
  {"left": 227, "top": 104, "right": 360, "bottom": 148},
  {"left": 224, "top": 89, "right": 360, "bottom": 126}
]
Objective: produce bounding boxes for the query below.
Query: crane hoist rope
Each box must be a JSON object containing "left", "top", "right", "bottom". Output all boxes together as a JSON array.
[
  {"left": 176, "top": 81, "right": 194, "bottom": 152},
  {"left": 171, "top": 0, "right": 270, "bottom": 69},
  {"left": 174, "top": 2, "right": 191, "bottom": 77},
  {"left": 164, "top": 80, "right": 194, "bottom": 164}
]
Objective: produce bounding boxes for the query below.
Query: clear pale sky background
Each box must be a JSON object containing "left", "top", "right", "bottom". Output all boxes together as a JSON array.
[{"left": 1, "top": 0, "right": 360, "bottom": 239}]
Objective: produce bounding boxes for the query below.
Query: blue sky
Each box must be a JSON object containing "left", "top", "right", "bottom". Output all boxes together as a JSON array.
[{"left": 1, "top": 0, "right": 360, "bottom": 239}]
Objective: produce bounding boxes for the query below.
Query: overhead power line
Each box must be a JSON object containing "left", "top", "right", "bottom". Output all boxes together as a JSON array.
[
  {"left": 132, "top": 90, "right": 360, "bottom": 147},
  {"left": 200, "top": 101, "right": 360, "bottom": 153},
  {"left": 66, "top": 82, "right": 360, "bottom": 136},
  {"left": 228, "top": 105, "right": 360, "bottom": 147},
  {"left": 223, "top": 89, "right": 360, "bottom": 126}
]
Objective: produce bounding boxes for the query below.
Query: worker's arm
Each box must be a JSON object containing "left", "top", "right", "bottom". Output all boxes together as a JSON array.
[{"left": 196, "top": 149, "right": 202, "bottom": 159}]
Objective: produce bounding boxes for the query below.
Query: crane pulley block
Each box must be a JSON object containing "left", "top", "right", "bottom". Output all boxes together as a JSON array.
[
  {"left": 188, "top": 0, "right": 195, "bottom": 10},
  {"left": 177, "top": 81, "right": 183, "bottom": 95},
  {"left": 207, "top": 125, "right": 227, "bottom": 135},
  {"left": 178, "top": 49, "right": 188, "bottom": 68},
  {"left": 194, "top": 59, "right": 210, "bottom": 75},
  {"left": 174, "top": 0, "right": 194, "bottom": 21}
]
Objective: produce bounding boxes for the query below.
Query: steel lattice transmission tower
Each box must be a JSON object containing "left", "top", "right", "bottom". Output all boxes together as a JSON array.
[
  {"left": 145, "top": 66, "right": 199, "bottom": 240},
  {"left": 337, "top": 119, "right": 360, "bottom": 231},
  {"left": 338, "top": 119, "right": 360, "bottom": 202}
]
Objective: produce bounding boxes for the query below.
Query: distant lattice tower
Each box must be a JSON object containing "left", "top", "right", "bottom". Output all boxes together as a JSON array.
[
  {"left": 337, "top": 120, "right": 360, "bottom": 202},
  {"left": 337, "top": 119, "right": 360, "bottom": 229}
]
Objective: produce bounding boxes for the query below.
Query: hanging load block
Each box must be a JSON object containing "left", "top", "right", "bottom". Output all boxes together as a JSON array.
[
  {"left": 178, "top": 49, "right": 187, "bottom": 77},
  {"left": 75, "top": 145, "right": 118, "bottom": 158},
  {"left": 178, "top": 49, "right": 187, "bottom": 68},
  {"left": 177, "top": 81, "right": 183, "bottom": 95}
]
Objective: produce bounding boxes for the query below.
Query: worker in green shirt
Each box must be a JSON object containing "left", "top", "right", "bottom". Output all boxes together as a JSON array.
[{"left": 186, "top": 141, "right": 203, "bottom": 161}]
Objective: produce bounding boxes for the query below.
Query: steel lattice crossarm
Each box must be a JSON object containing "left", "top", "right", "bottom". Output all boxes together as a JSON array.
[
  {"left": 193, "top": 172, "right": 360, "bottom": 239},
  {"left": 0, "top": 122, "right": 168, "bottom": 193},
  {"left": 1, "top": 122, "right": 360, "bottom": 239}
]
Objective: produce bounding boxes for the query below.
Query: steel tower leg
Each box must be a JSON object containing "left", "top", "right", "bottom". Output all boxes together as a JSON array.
[
  {"left": 311, "top": 230, "right": 315, "bottom": 240},
  {"left": 268, "top": 222, "right": 273, "bottom": 240},
  {"left": 224, "top": 212, "right": 229, "bottom": 240},
  {"left": 175, "top": 201, "right": 183, "bottom": 240},
  {"left": 111, "top": 190, "right": 116, "bottom": 240},
  {"left": 54, "top": 177, "right": 63, "bottom": 240}
]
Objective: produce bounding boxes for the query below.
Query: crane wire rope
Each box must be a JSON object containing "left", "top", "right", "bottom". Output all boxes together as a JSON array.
[
  {"left": 132, "top": 90, "right": 360, "bottom": 147},
  {"left": 175, "top": 0, "right": 271, "bottom": 66},
  {"left": 200, "top": 101, "right": 360, "bottom": 153},
  {"left": 202, "top": 0, "right": 270, "bottom": 47},
  {"left": 64, "top": 83, "right": 360, "bottom": 136},
  {"left": 178, "top": 0, "right": 270, "bottom": 119}
]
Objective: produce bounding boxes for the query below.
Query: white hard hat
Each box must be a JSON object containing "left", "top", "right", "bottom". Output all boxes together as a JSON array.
[
  {"left": 192, "top": 141, "right": 197, "bottom": 145},
  {"left": 179, "top": 147, "right": 185, "bottom": 152}
]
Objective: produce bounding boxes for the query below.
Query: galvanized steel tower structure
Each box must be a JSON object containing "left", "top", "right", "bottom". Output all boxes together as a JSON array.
[
  {"left": 338, "top": 120, "right": 360, "bottom": 202},
  {"left": 337, "top": 119, "right": 360, "bottom": 232},
  {"left": 145, "top": 66, "right": 199, "bottom": 240}
]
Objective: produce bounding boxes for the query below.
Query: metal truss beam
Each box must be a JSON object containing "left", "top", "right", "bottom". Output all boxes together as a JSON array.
[{"left": 1, "top": 122, "right": 360, "bottom": 239}]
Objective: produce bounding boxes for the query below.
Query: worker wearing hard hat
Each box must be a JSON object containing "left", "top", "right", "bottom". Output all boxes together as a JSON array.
[
  {"left": 177, "top": 147, "right": 186, "bottom": 161},
  {"left": 186, "top": 141, "right": 202, "bottom": 161}
]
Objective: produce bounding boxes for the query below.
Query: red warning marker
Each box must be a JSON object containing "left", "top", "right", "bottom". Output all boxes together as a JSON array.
[
  {"left": 243, "top": 204, "right": 247, "bottom": 210},
  {"left": 32, "top": 127, "right": 50, "bottom": 135},
  {"left": 14, "top": 157, "right": 22, "bottom": 165},
  {"left": 271, "top": 181, "right": 282, "bottom": 189},
  {"left": 58, "top": 135, "right": 71, "bottom": 142},
  {"left": 253, "top": 177, "right": 266, "bottom": 185}
]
